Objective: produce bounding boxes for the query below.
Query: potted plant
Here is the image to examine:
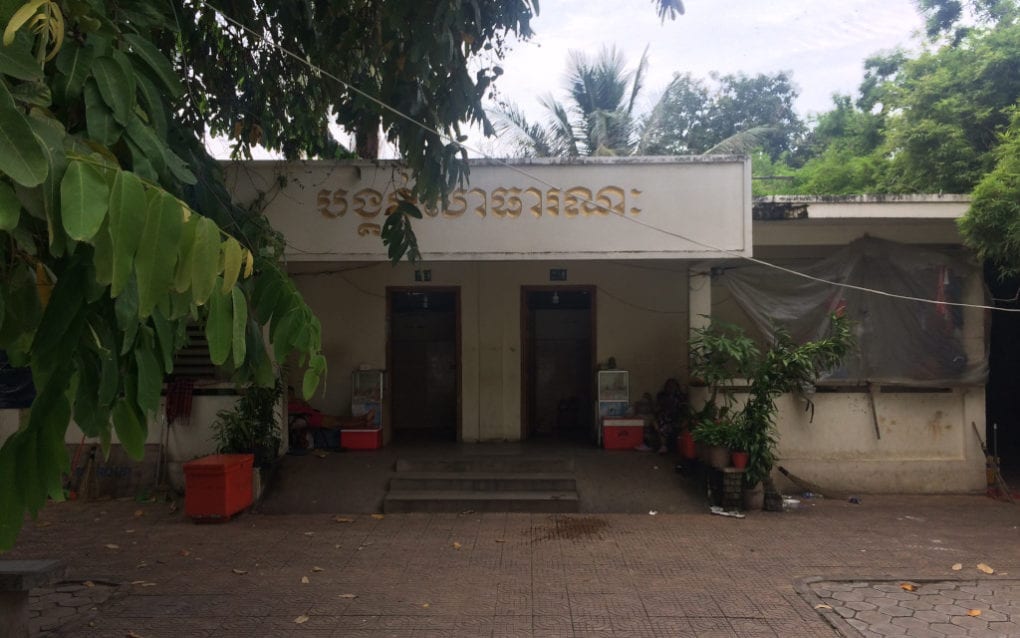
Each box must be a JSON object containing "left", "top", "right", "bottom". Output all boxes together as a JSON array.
[
  {"left": 690, "top": 404, "right": 738, "bottom": 469},
  {"left": 211, "top": 380, "right": 284, "bottom": 474},
  {"left": 690, "top": 313, "right": 853, "bottom": 509}
]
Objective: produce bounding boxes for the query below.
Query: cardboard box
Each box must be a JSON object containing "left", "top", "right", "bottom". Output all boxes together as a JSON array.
[
  {"left": 341, "top": 428, "right": 383, "bottom": 450},
  {"left": 182, "top": 454, "right": 253, "bottom": 520}
]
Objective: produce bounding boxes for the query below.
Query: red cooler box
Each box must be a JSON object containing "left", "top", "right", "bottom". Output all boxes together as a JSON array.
[
  {"left": 602, "top": 418, "right": 646, "bottom": 450},
  {"left": 341, "top": 428, "right": 383, "bottom": 450},
  {"left": 183, "top": 454, "right": 254, "bottom": 521}
]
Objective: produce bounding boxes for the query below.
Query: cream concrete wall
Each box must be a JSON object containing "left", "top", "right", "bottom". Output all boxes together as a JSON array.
[
  {"left": 0, "top": 391, "right": 278, "bottom": 492},
  {"left": 692, "top": 235, "right": 988, "bottom": 493},
  {"left": 290, "top": 259, "right": 689, "bottom": 441}
]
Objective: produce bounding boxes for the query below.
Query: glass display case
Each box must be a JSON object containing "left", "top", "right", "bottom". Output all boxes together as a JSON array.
[
  {"left": 351, "top": 369, "right": 383, "bottom": 428},
  {"left": 597, "top": 370, "right": 630, "bottom": 444}
]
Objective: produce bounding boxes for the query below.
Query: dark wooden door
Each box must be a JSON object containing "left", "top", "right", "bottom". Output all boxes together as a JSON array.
[
  {"left": 389, "top": 291, "right": 458, "bottom": 441},
  {"left": 524, "top": 288, "right": 594, "bottom": 439}
]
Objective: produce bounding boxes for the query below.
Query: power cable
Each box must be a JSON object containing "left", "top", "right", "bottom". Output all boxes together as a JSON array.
[{"left": 203, "top": 3, "right": 1020, "bottom": 314}]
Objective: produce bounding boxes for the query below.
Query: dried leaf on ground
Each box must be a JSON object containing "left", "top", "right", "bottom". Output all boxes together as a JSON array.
[
  {"left": 494, "top": 539, "right": 506, "bottom": 543},
  {"left": 900, "top": 583, "right": 917, "bottom": 592},
  {"left": 978, "top": 563, "right": 995, "bottom": 574},
  {"left": 133, "top": 509, "right": 144, "bottom": 517},
  {"left": 371, "top": 514, "right": 385, "bottom": 520},
  {"left": 301, "top": 576, "right": 309, "bottom": 584},
  {"left": 422, "top": 603, "right": 430, "bottom": 608},
  {"left": 303, "top": 531, "right": 315, "bottom": 536},
  {"left": 294, "top": 615, "right": 309, "bottom": 624},
  {"left": 84, "top": 581, "right": 95, "bottom": 588},
  {"left": 338, "top": 593, "right": 358, "bottom": 599},
  {"left": 314, "top": 451, "right": 328, "bottom": 458},
  {"left": 105, "top": 544, "right": 119, "bottom": 550},
  {"left": 452, "top": 542, "right": 462, "bottom": 550},
  {"left": 968, "top": 609, "right": 982, "bottom": 616},
  {"left": 179, "top": 549, "right": 191, "bottom": 557},
  {"left": 814, "top": 604, "right": 832, "bottom": 610},
  {"left": 126, "top": 632, "right": 145, "bottom": 638},
  {"left": 232, "top": 569, "right": 248, "bottom": 575},
  {"left": 952, "top": 563, "right": 963, "bottom": 571},
  {"left": 36, "top": 521, "right": 52, "bottom": 528},
  {"left": 334, "top": 516, "right": 353, "bottom": 523},
  {"left": 312, "top": 566, "right": 324, "bottom": 572}
]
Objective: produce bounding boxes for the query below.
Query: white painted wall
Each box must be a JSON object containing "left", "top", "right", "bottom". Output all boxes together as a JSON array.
[{"left": 227, "top": 157, "right": 752, "bottom": 261}]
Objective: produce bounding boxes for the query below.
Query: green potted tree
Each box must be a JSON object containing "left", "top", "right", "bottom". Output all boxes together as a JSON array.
[
  {"left": 690, "top": 403, "right": 738, "bottom": 469},
  {"left": 690, "top": 313, "right": 853, "bottom": 510},
  {"left": 212, "top": 380, "right": 284, "bottom": 467},
  {"left": 739, "top": 314, "right": 853, "bottom": 510}
]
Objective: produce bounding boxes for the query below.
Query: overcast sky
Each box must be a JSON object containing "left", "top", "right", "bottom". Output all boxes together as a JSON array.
[{"left": 465, "top": 0, "right": 925, "bottom": 155}]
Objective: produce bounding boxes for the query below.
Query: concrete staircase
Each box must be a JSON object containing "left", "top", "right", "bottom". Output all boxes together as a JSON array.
[{"left": 383, "top": 455, "right": 580, "bottom": 513}]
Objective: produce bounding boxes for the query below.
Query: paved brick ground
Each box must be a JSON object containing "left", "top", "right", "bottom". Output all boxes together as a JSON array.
[
  {"left": 803, "top": 578, "right": 1020, "bottom": 637},
  {"left": 6, "top": 495, "right": 1020, "bottom": 637}
]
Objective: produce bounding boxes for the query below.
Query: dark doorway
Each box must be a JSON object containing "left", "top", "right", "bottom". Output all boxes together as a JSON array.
[
  {"left": 986, "top": 268, "right": 1020, "bottom": 474},
  {"left": 388, "top": 289, "right": 460, "bottom": 442},
  {"left": 522, "top": 287, "right": 595, "bottom": 441}
]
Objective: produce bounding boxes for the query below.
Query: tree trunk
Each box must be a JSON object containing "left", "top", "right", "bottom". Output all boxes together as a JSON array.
[{"left": 355, "top": 117, "right": 381, "bottom": 159}]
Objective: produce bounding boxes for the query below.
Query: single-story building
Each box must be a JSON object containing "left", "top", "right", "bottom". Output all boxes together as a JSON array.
[{"left": 0, "top": 157, "right": 995, "bottom": 495}]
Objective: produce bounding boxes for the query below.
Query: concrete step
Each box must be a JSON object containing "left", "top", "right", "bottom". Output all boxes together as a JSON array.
[
  {"left": 389, "top": 472, "right": 577, "bottom": 492},
  {"left": 394, "top": 456, "right": 575, "bottom": 474},
  {"left": 383, "top": 490, "right": 580, "bottom": 513}
]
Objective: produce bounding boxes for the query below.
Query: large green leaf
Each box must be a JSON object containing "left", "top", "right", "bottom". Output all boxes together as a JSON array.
[
  {"left": 125, "top": 114, "right": 166, "bottom": 175},
  {"left": 54, "top": 41, "right": 96, "bottom": 101},
  {"left": 91, "top": 218, "right": 114, "bottom": 285},
  {"left": 0, "top": 180, "right": 20, "bottom": 230},
  {"left": 123, "top": 33, "right": 184, "bottom": 99},
  {"left": 0, "top": 105, "right": 48, "bottom": 187},
  {"left": 135, "top": 192, "right": 182, "bottom": 317},
  {"left": 26, "top": 366, "right": 73, "bottom": 507},
  {"left": 0, "top": 35, "right": 42, "bottom": 81},
  {"left": 150, "top": 309, "right": 175, "bottom": 374},
  {"left": 173, "top": 215, "right": 196, "bottom": 293},
  {"left": 92, "top": 55, "right": 134, "bottom": 126},
  {"left": 191, "top": 216, "right": 220, "bottom": 305},
  {"left": 60, "top": 160, "right": 110, "bottom": 241},
  {"left": 30, "top": 256, "right": 87, "bottom": 381},
  {"left": 271, "top": 307, "right": 303, "bottom": 363},
  {"left": 72, "top": 358, "right": 103, "bottom": 436},
  {"left": 97, "top": 327, "right": 119, "bottom": 407},
  {"left": 221, "top": 237, "right": 243, "bottom": 292},
  {"left": 108, "top": 171, "right": 146, "bottom": 297},
  {"left": 205, "top": 284, "right": 232, "bottom": 366},
  {"left": 0, "top": 435, "right": 24, "bottom": 549},
  {"left": 134, "top": 332, "right": 162, "bottom": 416},
  {"left": 115, "top": 276, "right": 139, "bottom": 355},
  {"left": 83, "top": 80, "right": 120, "bottom": 146},
  {"left": 112, "top": 397, "right": 146, "bottom": 460},
  {"left": 231, "top": 287, "right": 247, "bottom": 368},
  {"left": 133, "top": 70, "right": 167, "bottom": 139}
]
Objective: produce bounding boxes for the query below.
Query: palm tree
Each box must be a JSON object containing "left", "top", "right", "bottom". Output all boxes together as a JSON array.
[{"left": 496, "top": 45, "right": 650, "bottom": 157}]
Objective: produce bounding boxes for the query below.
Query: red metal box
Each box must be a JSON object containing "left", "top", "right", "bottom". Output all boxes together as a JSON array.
[
  {"left": 602, "top": 419, "right": 645, "bottom": 450},
  {"left": 341, "top": 428, "right": 383, "bottom": 450},
  {"left": 182, "top": 454, "right": 253, "bottom": 521}
]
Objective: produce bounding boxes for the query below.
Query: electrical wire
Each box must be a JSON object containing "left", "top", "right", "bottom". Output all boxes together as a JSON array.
[{"left": 203, "top": 4, "right": 1020, "bottom": 314}]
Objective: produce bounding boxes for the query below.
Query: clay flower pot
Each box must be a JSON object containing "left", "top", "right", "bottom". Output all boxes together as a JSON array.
[{"left": 730, "top": 450, "right": 749, "bottom": 470}]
